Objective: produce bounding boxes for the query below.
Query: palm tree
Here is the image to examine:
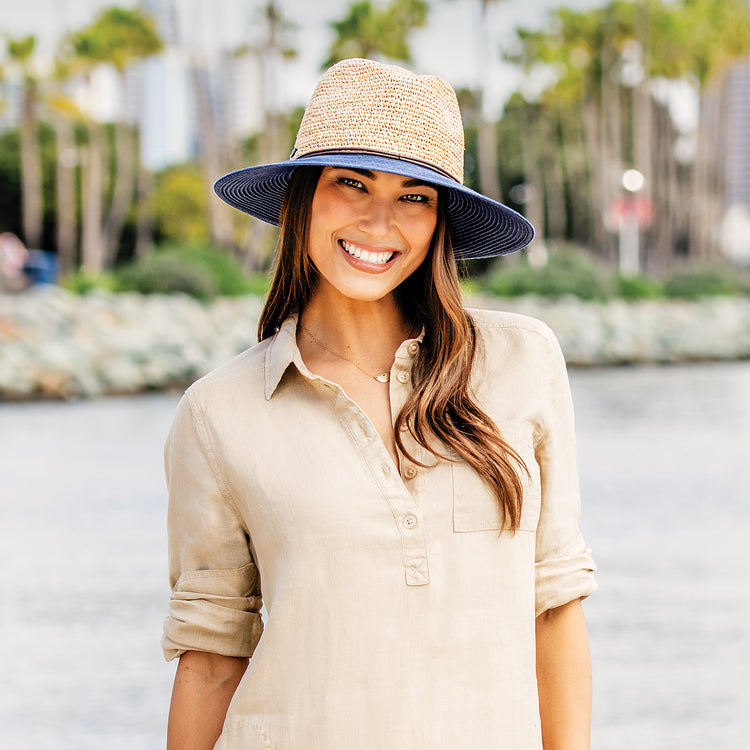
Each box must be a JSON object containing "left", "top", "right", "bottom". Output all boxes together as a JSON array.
[
  {"left": 233, "top": 1, "right": 298, "bottom": 268},
  {"left": 47, "top": 60, "right": 81, "bottom": 276},
  {"left": 681, "top": 0, "right": 750, "bottom": 260},
  {"left": 68, "top": 7, "right": 162, "bottom": 269},
  {"left": 323, "top": 0, "right": 429, "bottom": 68},
  {"left": 509, "top": 0, "right": 750, "bottom": 268},
  {"left": 474, "top": 0, "right": 505, "bottom": 204},
  {"left": 6, "top": 35, "right": 43, "bottom": 250}
]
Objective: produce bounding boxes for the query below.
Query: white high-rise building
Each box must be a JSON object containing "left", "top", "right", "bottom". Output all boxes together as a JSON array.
[
  {"left": 137, "top": 0, "right": 264, "bottom": 171},
  {"left": 138, "top": 0, "right": 194, "bottom": 170},
  {"left": 723, "top": 53, "right": 750, "bottom": 263},
  {"left": 726, "top": 57, "right": 750, "bottom": 209}
]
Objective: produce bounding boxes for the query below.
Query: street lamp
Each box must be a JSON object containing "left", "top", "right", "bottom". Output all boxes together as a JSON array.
[{"left": 619, "top": 168, "right": 644, "bottom": 276}]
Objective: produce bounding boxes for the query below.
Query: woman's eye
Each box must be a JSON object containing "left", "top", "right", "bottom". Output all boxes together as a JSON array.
[
  {"left": 402, "top": 193, "right": 430, "bottom": 203},
  {"left": 339, "top": 177, "right": 364, "bottom": 189}
]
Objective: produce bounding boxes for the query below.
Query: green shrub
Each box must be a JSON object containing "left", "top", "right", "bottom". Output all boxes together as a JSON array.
[
  {"left": 663, "top": 266, "right": 745, "bottom": 299},
  {"left": 113, "top": 244, "right": 263, "bottom": 298},
  {"left": 152, "top": 165, "right": 209, "bottom": 244},
  {"left": 157, "top": 243, "right": 255, "bottom": 296},
  {"left": 484, "top": 248, "right": 613, "bottom": 300},
  {"left": 244, "top": 272, "right": 272, "bottom": 296},
  {"left": 459, "top": 277, "right": 483, "bottom": 297},
  {"left": 60, "top": 270, "right": 117, "bottom": 295},
  {"left": 115, "top": 252, "right": 217, "bottom": 298},
  {"left": 616, "top": 274, "right": 663, "bottom": 299}
]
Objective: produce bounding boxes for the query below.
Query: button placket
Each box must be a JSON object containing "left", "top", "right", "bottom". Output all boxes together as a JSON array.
[
  {"left": 366, "top": 437, "right": 430, "bottom": 588},
  {"left": 315, "top": 347, "right": 430, "bottom": 587}
]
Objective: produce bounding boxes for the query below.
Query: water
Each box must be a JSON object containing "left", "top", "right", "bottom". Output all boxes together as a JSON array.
[
  {"left": 1, "top": 363, "right": 749, "bottom": 749},
  {"left": 573, "top": 363, "right": 750, "bottom": 749}
]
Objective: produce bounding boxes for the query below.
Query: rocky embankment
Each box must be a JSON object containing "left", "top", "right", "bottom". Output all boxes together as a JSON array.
[{"left": 2, "top": 287, "right": 750, "bottom": 400}]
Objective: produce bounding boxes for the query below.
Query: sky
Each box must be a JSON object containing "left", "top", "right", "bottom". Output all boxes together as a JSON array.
[{"left": 0, "top": 0, "right": 606, "bottom": 115}]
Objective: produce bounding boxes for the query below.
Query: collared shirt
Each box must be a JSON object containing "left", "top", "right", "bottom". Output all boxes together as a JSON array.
[{"left": 162, "top": 308, "right": 596, "bottom": 750}]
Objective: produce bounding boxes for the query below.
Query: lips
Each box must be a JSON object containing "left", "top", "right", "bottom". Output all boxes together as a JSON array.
[{"left": 340, "top": 240, "right": 395, "bottom": 265}]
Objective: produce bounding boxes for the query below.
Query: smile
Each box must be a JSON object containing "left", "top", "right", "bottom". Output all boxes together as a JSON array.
[{"left": 340, "top": 240, "right": 395, "bottom": 265}]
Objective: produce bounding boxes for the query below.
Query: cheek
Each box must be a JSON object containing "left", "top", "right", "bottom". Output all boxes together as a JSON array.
[
  {"left": 307, "top": 201, "right": 337, "bottom": 254},
  {"left": 410, "top": 213, "right": 438, "bottom": 256},
  {"left": 310, "top": 185, "right": 357, "bottom": 229}
]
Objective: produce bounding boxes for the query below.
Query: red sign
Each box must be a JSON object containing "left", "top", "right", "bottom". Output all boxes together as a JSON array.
[{"left": 607, "top": 195, "right": 655, "bottom": 228}]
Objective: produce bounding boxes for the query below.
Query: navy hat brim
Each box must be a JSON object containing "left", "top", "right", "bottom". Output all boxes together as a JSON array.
[{"left": 213, "top": 153, "right": 534, "bottom": 260}]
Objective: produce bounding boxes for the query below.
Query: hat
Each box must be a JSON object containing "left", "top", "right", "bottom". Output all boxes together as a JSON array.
[{"left": 214, "top": 58, "right": 534, "bottom": 259}]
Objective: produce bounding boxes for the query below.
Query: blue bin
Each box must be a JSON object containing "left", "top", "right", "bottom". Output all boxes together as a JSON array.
[{"left": 23, "top": 250, "right": 59, "bottom": 285}]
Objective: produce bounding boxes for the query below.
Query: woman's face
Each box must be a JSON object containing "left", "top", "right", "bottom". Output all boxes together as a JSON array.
[{"left": 307, "top": 166, "right": 438, "bottom": 304}]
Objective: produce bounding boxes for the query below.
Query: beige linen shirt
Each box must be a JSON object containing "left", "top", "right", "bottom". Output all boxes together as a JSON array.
[{"left": 162, "top": 307, "right": 596, "bottom": 750}]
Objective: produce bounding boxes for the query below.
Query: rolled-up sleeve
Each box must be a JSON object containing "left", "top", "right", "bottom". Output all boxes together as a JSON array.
[
  {"left": 161, "top": 391, "right": 264, "bottom": 661},
  {"left": 533, "top": 332, "right": 597, "bottom": 617}
]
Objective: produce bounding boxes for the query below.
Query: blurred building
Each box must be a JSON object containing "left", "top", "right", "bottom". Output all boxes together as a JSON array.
[
  {"left": 726, "top": 58, "right": 750, "bottom": 208},
  {"left": 138, "top": 0, "right": 263, "bottom": 171},
  {"left": 138, "top": 0, "right": 193, "bottom": 170},
  {"left": 724, "top": 54, "right": 750, "bottom": 263}
]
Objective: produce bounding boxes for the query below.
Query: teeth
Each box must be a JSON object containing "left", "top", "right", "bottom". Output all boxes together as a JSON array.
[{"left": 341, "top": 240, "right": 394, "bottom": 265}]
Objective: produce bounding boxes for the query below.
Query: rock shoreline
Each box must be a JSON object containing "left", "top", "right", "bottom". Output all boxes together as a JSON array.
[{"left": 2, "top": 288, "right": 749, "bottom": 401}]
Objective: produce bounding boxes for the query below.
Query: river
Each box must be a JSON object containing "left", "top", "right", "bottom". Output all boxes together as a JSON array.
[{"left": 1, "top": 362, "right": 749, "bottom": 749}]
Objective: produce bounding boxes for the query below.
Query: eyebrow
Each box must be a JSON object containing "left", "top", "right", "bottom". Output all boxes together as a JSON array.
[{"left": 335, "top": 167, "right": 437, "bottom": 190}]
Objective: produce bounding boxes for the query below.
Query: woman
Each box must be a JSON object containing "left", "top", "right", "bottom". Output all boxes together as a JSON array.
[{"left": 163, "top": 58, "right": 596, "bottom": 750}]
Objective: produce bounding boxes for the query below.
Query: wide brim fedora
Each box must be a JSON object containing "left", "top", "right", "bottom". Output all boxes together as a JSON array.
[{"left": 213, "top": 59, "right": 534, "bottom": 260}]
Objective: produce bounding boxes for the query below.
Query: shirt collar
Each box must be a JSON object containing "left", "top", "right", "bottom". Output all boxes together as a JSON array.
[
  {"left": 263, "top": 313, "right": 425, "bottom": 400},
  {"left": 264, "top": 313, "right": 301, "bottom": 400}
]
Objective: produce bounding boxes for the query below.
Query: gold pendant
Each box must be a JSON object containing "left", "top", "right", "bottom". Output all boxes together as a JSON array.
[{"left": 375, "top": 373, "right": 390, "bottom": 383}]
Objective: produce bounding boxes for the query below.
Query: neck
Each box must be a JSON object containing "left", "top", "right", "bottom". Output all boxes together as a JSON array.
[{"left": 298, "top": 291, "right": 413, "bottom": 372}]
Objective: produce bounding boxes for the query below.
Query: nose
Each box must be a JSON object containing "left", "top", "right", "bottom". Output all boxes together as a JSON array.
[{"left": 357, "top": 196, "right": 394, "bottom": 237}]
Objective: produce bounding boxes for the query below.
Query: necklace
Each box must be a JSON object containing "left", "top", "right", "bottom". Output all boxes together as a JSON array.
[{"left": 299, "top": 320, "right": 391, "bottom": 383}]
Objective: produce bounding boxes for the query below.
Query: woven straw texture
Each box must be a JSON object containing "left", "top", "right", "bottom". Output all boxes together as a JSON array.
[{"left": 293, "top": 59, "right": 464, "bottom": 183}]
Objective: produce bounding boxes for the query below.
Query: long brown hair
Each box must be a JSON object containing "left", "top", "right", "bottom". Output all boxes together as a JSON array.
[{"left": 259, "top": 166, "right": 527, "bottom": 529}]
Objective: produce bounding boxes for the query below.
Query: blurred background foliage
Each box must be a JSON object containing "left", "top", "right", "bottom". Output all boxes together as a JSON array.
[{"left": 2, "top": 0, "right": 750, "bottom": 299}]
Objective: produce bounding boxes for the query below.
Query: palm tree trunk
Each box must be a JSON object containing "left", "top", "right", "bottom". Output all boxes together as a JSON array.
[
  {"left": 102, "top": 120, "right": 137, "bottom": 265},
  {"left": 54, "top": 114, "right": 78, "bottom": 274},
  {"left": 191, "top": 63, "right": 234, "bottom": 248},
  {"left": 135, "top": 159, "right": 155, "bottom": 257},
  {"left": 633, "top": 7, "right": 652, "bottom": 271},
  {"left": 81, "top": 121, "right": 105, "bottom": 272},
  {"left": 651, "top": 100, "right": 677, "bottom": 272},
  {"left": 520, "top": 103, "right": 544, "bottom": 247},
  {"left": 545, "top": 111, "right": 566, "bottom": 241},
  {"left": 689, "top": 81, "right": 726, "bottom": 262},
  {"left": 601, "top": 67, "right": 622, "bottom": 263},
  {"left": 690, "top": 75, "right": 729, "bottom": 261},
  {"left": 582, "top": 97, "right": 605, "bottom": 253},
  {"left": 474, "top": 0, "right": 502, "bottom": 202},
  {"left": 20, "top": 77, "right": 43, "bottom": 249}
]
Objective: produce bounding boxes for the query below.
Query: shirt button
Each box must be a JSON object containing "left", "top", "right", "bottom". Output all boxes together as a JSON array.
[
  {"left": 407, "top": 341, "right": 419, "bottom": 355},
  {"left": 402, "top": 513, "right": 418, "bottom": 529},
  {"left": 396, "top": 370, "right": 410, "bottom": 384},
  {"left": 402, "top": 464, "right": 417, "bottom": 480}
]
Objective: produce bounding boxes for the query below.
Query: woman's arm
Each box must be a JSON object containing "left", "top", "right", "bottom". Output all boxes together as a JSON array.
[
  {"left": 167, "top": 650, "right": 248, "bottom": 750},
  {"left": 535, "top": 598, "right": 592, "bottom": 750}
]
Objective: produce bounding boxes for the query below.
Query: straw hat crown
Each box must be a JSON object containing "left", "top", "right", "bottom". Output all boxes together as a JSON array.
[{"left": 292, "top": 58, "right": 465, "bottom": 184}]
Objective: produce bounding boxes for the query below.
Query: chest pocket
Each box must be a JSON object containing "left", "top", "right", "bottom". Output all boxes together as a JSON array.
[{"left": 452, "top": 420, "right": 541, "bottom": 533}]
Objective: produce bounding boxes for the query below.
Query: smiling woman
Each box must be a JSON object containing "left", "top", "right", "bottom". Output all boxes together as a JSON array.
[
  {"left": 307, "top": 167, "right": 438, "bottom": 301},
  {"left": 163, "top": 58, "right": 596, "bottom": 750}
]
